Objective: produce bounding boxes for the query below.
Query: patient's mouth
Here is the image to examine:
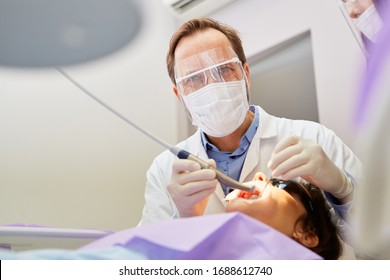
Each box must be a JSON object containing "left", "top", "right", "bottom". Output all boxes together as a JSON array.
[{"left": 224, "top": 188, "right": 261, "bottom": 201}]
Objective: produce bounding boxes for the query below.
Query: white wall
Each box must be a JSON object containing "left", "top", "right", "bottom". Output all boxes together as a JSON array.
[{"left": 0, "top": 0, "right": 363, "bottom": 231}]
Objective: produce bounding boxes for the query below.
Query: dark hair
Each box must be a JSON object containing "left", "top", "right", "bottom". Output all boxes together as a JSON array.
[
  {"left": 300, "top": 182, "right": 343, "bottom": 260},
  {"left": 166, "top": 17, "right": 247, "bottom": 85}
]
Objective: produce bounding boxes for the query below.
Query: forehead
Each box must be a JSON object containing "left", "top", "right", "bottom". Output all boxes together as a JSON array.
[
  {"left": 175, "top": 28, "right": 234, "bottom": 62},
  {"left": 174, "top": 46, "right": 238, "bottom": 78}
]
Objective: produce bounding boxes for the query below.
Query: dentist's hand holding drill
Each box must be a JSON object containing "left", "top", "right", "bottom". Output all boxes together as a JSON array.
[{"left": 168, "top": 159, "right": 218, "bottom": 217}]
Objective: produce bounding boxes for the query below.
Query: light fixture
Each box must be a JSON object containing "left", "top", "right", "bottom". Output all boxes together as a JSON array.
[{"left": 0, "top": 0, "right": 142, "bottom": 67}]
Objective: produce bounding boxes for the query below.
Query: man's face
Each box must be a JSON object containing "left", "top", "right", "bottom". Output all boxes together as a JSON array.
[
  {"left": 172, "top": 28, "right": 250, "bottom": 98},
  {"left": 342, "top": 0, "right": 374, "bottom": 19},
  {"left": 338, "top": 0, "right": 382, "bottom": 50}
]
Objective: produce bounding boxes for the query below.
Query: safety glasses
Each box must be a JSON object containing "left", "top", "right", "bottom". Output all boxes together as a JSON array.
[
  {"left": 268, "top": 178, "right": 314, "bottom": 214},
  {"left": 175, "top": 57, "right": 244, "bottom": 96},
  {"left": 174, "top": 46, "right": 245, "bottom": 96}
]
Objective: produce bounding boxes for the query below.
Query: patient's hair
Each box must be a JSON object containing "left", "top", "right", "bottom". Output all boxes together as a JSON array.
[{"left": 299, "top": 182, "right": 343, "bottom": 260}]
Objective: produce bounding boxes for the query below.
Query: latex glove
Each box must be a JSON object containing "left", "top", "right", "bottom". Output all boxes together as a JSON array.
[
  {"left": 267, "top": 136, "right": 353, "bottom": 201},
  {"left": 167, "top": 158, "right": 218, "bottom": 217}
]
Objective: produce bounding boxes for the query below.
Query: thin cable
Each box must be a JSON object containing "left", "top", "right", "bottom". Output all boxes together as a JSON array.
[
  {"left": 56, "top": 67, "right": 173, "bottom": 150},
  {"left": 56, "top": 67, "right": 255, "bottom": 192}
]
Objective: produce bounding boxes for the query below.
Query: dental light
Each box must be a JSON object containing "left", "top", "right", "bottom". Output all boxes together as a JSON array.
[{"left": 0, "top": 0, "right": 142, "bottom": 67}]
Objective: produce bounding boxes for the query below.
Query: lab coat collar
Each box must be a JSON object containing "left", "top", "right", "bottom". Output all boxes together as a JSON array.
[
  {"left": 240, "top": 106, "right": 278, "bottom": 181},
  {"left": 256, "top": 106, "right": 278, "bottom": 139},
  {"left": 186, "top": 129, "right": 209, "bottom": 160}
]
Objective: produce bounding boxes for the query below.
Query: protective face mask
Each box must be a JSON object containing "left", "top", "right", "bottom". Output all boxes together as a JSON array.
[
  {"left": 182, "top": 79, "right": 249, "bottom": 137},
  {"left": 354, "top": 4, "right": 383, "bottom": 43}
]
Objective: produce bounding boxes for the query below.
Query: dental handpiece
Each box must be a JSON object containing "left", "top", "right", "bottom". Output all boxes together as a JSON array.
[
  {"left": 170, "top": 146, "right": 255, "bottom": 192},
  {"left": 58, "top": 68, "right": 255, "bottom": 193}
]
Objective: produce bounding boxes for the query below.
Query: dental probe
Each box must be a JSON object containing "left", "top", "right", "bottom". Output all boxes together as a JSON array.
[{"left": 57, "top": 68, "right": 255, "bottom": 193}]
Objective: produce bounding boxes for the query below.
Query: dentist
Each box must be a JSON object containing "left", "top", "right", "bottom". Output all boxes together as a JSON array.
[{"left": 138, "top": 18, "right": 361, "bottom": 228}]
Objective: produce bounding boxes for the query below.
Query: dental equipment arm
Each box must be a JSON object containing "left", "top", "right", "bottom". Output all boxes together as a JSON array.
[{"left": 57, "top": 68, "right": 255, "bottom": 193}]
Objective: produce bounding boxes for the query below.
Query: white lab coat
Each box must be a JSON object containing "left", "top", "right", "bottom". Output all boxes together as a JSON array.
[{"left": 138, "top": 106, "right": 361, "bottom": 226}]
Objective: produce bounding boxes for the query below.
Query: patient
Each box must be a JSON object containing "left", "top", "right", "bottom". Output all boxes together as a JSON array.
[
  {"left": 0, "top": 173, "right": 342, "bottom": 260},
  {"left": 225, "top": 172, "right": 342, "bottom": 260}
]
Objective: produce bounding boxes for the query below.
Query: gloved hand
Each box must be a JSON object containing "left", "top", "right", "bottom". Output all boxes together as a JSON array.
[
  {"left": 224, "top": 172, "right": 268, "bottom": 201},
  {"left": 267, "top": 136, "right": 353, "bottom": 201},
  {"left": 167, "top": 158, "right": 218, "bottom": 217}
]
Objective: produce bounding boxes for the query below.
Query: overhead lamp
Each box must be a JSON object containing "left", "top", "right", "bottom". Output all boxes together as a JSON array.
[{"left": 0, "top": 0, "right": 142, "bottom": 67}]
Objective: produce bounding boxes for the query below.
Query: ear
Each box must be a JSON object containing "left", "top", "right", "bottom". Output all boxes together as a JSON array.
[
  {"left": 292, "top": 230, "right": 319, "bottom": 249},
  {"left": 173, "top": 85, "right": 181, "bottom": 102},
  {"left": 243, "top": 62, "right": 250, "bottom": 85}
]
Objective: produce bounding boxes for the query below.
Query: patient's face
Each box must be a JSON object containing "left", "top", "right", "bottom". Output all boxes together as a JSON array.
[{"left": 225, "top": 179, "right": 307, "bottom": 237}]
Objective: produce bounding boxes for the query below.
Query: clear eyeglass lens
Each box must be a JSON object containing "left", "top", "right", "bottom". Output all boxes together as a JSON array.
[{"left": 178, "top": 60, "right": 243, "bottom": 95}]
